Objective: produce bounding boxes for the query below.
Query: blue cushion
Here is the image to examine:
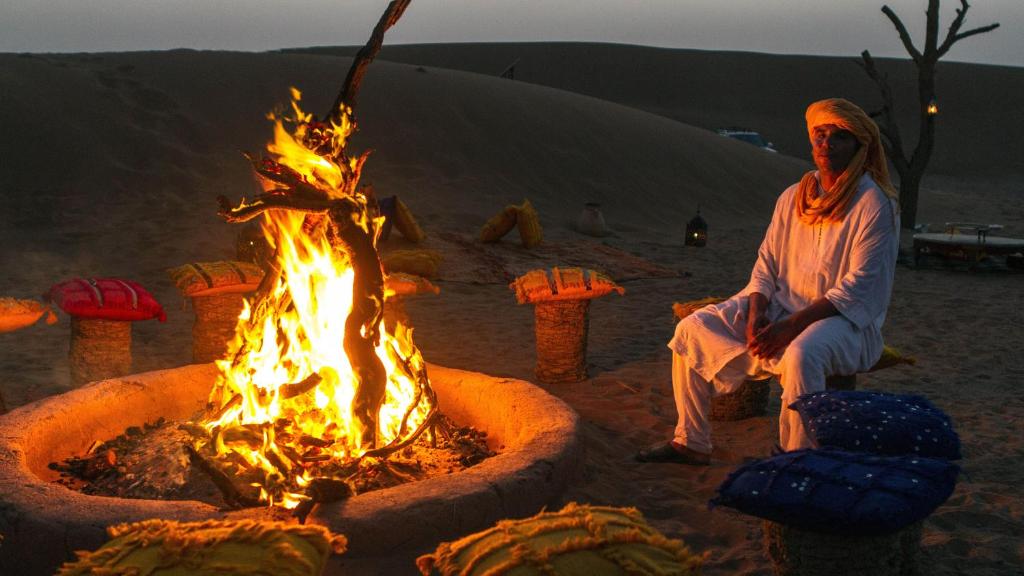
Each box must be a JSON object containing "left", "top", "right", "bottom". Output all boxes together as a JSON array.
[
  {"left": 789, "top": 390, "right": 961, "bottom": 460},
  {"left": 711, "top": 449, "right": 959, "bottom": 535}
]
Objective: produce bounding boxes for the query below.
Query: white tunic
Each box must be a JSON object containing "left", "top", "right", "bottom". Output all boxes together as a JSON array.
[{"left": 669, "top": 173, "right": 900, "bottom": 388}]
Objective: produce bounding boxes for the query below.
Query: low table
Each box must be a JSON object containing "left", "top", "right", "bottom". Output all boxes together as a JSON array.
[{"left": 912, "top": 232, "right": 1024, "bottom": 269}]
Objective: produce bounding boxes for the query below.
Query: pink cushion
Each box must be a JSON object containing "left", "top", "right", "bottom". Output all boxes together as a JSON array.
[{"left": 47, "top": 278, "right": 166, "bottom": 322}]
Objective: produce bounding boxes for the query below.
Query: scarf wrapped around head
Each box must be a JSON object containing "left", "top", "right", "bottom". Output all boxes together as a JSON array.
[{"left": 796, "top": 98, "right": 898, "bottom": 224}]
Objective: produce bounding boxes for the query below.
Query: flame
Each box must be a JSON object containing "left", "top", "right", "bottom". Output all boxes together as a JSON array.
[{"left": 201, "top": 89, "right": 432, "bottom": 508}]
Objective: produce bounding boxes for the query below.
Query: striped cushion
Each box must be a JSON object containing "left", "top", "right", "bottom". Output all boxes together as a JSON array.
[{"left": 47, "top": 278, "right": 165, "bottom": 322}]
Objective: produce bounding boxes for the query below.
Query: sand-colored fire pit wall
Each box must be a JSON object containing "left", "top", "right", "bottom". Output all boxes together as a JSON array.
[{"left": 0, "top": 363, "right": 582, "bottom": 575}]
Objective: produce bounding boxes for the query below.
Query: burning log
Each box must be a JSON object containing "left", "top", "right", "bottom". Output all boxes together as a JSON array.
[
  {"left": 186, "top": 445, "right": 260, "bottom": 508},
  {"left": 199, "top": 0, "right": 439, "bottom": 508},
  {"left": 279, "top": 373, "right": 324, "bottom": 400}
]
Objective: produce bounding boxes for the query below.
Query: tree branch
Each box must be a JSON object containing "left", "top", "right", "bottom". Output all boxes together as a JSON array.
[
  {"left": 324, "top": 0, "right": 412, "bottom": 125},
  {"left": 882, "top": 5, "right": 922, "bottom": 63},
  {"left": 856, "top": 50, "right": 907, "bottom": 169},
  {"left": 940, "top": 23, "right": 1001, "bottom": 56}
]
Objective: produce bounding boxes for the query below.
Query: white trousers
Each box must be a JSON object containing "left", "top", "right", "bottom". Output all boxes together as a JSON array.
[{"left": 671, "top": 315, "right": 864, "bottom": 453}]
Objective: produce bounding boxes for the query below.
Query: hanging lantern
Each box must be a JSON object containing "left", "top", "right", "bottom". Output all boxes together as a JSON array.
[
  {"left": 927, "top": 98, "right": 939, "bottom": 116},
  {"left": 684, "top": 209, "right": 707, "bottom": 247}
]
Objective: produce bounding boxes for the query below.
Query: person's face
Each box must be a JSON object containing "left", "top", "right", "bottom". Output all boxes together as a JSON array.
[{"left": 811, "top": 124, "right": 860, "bottom": 174}]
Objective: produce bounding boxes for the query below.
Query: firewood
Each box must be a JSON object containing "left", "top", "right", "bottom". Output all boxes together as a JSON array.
[
  {"left": 279, "top": 373, "right": 324, "bottom": 400},
  {"left": 186, "top": 445, "right": 260, "bottom": 509}
]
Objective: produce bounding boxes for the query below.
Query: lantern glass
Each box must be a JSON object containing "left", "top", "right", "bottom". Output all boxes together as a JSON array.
[{"left": 684, "top": 211, "right": 707, "bottom": 247}]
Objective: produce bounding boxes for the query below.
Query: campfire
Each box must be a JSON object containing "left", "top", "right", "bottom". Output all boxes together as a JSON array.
[
  {"left": 190, "top": 0, "right": 439, "bottom": 512},
  {"left": 0, "top": 4, "right": 584, "bottom": 571}
]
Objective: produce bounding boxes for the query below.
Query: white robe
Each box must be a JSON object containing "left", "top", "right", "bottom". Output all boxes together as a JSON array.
[{"left": 667, "top": 173, "right": 900, "bottom": 451}]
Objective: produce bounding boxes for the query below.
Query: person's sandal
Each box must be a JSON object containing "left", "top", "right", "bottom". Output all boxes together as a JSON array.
[{"left": 635, "top": 442, "right": 710, "bottom": 465}]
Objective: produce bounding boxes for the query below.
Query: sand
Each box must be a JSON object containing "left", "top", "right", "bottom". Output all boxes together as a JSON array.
[{"left": 1, "top": 44, "right": 1022, "bottom": 575}]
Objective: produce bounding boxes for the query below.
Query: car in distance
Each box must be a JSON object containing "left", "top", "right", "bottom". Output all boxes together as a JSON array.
[{"left": 716, "top": 129, "right": 777, "bottom": 153}]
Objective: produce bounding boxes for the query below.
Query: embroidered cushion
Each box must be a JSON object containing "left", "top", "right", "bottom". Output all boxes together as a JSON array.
[
  {"left": 509, "top": 267, "right": 625, "bottom": 305},
  {"left": 790, "top": 390, "right": 961, "bottom": 459},
  {"left": 47, "top": 278, "right": 166, "bottom": 322},
  {"left": 416, "top": 502, "right": 701, "bottom": 576},
  {"left": 56, "top": 519, "right": 346, "bottom": 576},
  {"left": 168, "top": 261, "right": 264, "bottom": 297},
  {"left": 711, "top": 449, "right": 959, "bottom": 535}
]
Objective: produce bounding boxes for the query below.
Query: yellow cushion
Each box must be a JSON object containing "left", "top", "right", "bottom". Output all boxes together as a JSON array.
[
  {"left": 0, "top": 297, "right": 57, "bottom": 333},
  {"left": 480, "top": 205, "right": 519, "bottom": 243},
  {"left": 510, "top": 267, "right": 625, "bottom": 305},
  {"left": 516, "top": 199, "right": 543, "bottom": 248},
  {"left": 382, "top": 249, "right": 444, "bottom": 278},
  {"left": 417, "top": 502, "right": 701, "bottom": 576},
  {"left": 385, "top": 272, "right": 441, "bottom": 297},
  {"left": 168, "top": 261, "right": 264, "bottom": 297},
  {"left": 57, "top": 519, "right": 347, "bottom": 576},
  {"left": 672, "top": 297, "right": 726, "bottom": 320},
  {"left": 869, "top": 345, "right": 917, "bottom": 372},
  {"left": 394, "top": 197, "right": 426, "bottom": 243}
]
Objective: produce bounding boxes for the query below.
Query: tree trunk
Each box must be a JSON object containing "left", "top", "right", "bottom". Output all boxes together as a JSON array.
[{"left": 861, "top": 1, "right": 999, "bottom": 230}]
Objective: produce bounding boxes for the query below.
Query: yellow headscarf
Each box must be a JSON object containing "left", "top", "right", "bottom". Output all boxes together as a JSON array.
[{"left": 795, "top": 98, "right": 898, "bottom": 224}]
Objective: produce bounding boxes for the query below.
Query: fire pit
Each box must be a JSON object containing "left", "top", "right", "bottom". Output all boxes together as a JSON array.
[
  {"left": 0, "top": 363, "right": 580, "bottom": 574},
  {"left": 1, "top": 5, "right": 583, "bottom": 573}
]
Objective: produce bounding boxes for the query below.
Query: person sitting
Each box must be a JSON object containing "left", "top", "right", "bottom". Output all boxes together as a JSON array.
[{"left": 637, "top": 98, "right": 900, "bottom": 465}]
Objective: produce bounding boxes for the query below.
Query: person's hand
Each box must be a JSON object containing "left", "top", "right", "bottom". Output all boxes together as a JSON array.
[
  {"left": 746, "top": 312, "right": 769, "bottom": 347},
  {"left": 749, "top": 317, "right": 802, "bottom": 359}
]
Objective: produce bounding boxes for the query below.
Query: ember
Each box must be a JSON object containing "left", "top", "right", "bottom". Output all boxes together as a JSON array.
[{"left": 49, "top": 416, "right": 494, "bottom": 510}]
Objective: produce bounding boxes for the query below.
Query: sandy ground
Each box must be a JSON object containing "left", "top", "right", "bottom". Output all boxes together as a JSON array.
[{"left": 1, "top": 45, "right": 1022, "bottom": 575}]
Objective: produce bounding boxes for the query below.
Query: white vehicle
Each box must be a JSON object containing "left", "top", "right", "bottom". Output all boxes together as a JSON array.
[{"left": 717, "top": 129, "right": 777, "bottom": 153}]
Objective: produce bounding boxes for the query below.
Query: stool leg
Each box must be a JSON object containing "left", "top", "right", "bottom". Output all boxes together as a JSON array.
[{"left": 534, "top": 299, "right": 590, "bottom": 384}]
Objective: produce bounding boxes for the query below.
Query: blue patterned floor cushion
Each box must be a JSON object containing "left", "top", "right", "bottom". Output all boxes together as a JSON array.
[
  {"left": 711, "top": 449, "right": 959, "bottom": 535},
  {"left": 789, "top": 390, "right": 961, "bottom": 460}
]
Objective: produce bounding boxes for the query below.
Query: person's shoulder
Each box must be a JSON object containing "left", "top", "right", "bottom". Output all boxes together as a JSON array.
[
  {"left": 852, "top": 174, "right": 899, "bottom": 229},
  {"left": 854, "top": 174, "right": 893, "bottom": 210},
  {"left": 778, "top": 179, "right": 802, "bottom": 205}
]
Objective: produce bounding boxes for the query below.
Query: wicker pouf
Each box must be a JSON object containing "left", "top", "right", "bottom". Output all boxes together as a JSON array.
[
  {"left": 763, "top": 520, "right": 922, "bottom": 576},
  {"left": 534, "top": 299, "right": 590, "bottom": 384},
  {"left": 70, "top": 318, "right": 132, "bottom": 386},
  {"left": 711, "top": 377, "right": 772, "bottom": 421},
  {"left": 191, "top": 293, "right": 247, "bottom": 363}
]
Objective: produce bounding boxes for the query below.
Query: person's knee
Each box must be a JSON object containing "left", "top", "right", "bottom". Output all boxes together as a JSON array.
[{"left": 780, "top": 339, "right": 830, "bottom": 392}]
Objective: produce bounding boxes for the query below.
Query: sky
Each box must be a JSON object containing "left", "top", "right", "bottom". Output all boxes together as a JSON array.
[{"left": 2, "top": 0, "right": 1021, "bottom": 67}]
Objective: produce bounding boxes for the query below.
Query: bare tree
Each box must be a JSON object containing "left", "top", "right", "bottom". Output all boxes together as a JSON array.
[{"left": 858, "top": 0, "right": 998, "bottom": 230}]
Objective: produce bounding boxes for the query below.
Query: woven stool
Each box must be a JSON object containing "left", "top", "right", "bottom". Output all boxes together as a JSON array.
[
  {"left": 711, "top": 377, "right": 772, "bottom": 421},
  {"left": 191, "top": 293, "right": 247, "bottom": 363},
  {"left": 70, "top": 318, "right": 132, "bottom": 386},
  {"left": 763, "top": 520, "right": 921, "bottom": 576},
  {"left": 534, "top": 299, "right": 590, "bottom": 384}
]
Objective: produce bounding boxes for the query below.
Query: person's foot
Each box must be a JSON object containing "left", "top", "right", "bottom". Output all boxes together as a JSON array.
[{"left": 635, "top": 441, "right": 711, "bottom": 465}]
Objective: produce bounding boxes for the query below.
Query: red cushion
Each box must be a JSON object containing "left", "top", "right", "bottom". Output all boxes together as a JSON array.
[{"left": 47, "top": 278, "right": 166, "bottom": 322}]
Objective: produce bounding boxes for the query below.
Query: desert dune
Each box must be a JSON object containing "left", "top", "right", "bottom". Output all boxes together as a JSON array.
[{"left": 1, "top": 44, "right": 1021, "bottom": 575}]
